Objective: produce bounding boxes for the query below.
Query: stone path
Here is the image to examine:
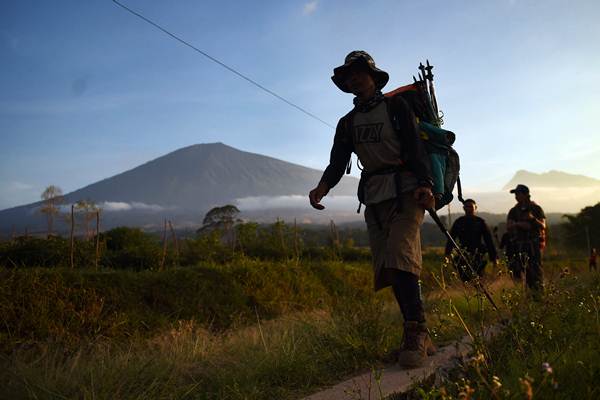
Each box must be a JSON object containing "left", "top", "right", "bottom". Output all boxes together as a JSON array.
[{"left": 302, "top": 332, "right": 483, "bottom": 400}]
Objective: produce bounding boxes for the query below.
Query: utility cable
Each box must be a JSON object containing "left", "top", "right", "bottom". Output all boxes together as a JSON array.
[{"left": 112, "top": 0, "right": 335, "bottom": 129}]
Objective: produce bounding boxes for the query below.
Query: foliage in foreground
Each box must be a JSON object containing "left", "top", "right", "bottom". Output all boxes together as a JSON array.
[
  {"left": 0, "top": 254, "right": 493, "bottom": 400},
  {"left": 0, "top": 256, "right": 596, "bottom": 399},
  {"left": 407, "top": 272, "right": 600, "bottom": 400},
  {"left": 0, "top": 259, "right": 374, "bottom": 351}
]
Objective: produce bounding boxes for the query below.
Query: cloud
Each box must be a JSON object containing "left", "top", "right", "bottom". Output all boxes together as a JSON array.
[
  {"left": 102, "top": 202, "right": 132, "bottom": 211},
  {"left": 76, "top": 201, "right": 171, "bottom": 212},
  {"left": 303, "top": 1, "right": 318, "bottom": 15}
]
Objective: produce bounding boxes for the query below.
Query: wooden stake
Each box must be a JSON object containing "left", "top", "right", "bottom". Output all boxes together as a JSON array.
[
  {"left": 95, "top": 211, "right": 100, "bottom": 270},
  {"left": 276, "top": 217, "right": 286, "bottom": 255},
  {"left": 293, "top": 218, "right": 299, "bottom": 260},
  {"left": 160, "top": 219, "right": 168, "bottom": 271},
  {"left": 70, "top": 204, "right": 75, "bottom": 269},
  {"left": 168, "top": 220, "right": 179, "bottom": 267}
]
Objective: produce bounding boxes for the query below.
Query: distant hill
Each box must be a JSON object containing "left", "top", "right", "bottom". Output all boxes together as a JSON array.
[
  {"left": 0, "top": 143, "right": 358, "bottom": 233},
  {"left": 459, "top": 170, "right": 600, "bottom": 214},
  {"left": 503, "top": 170, "right": 600, "bottom": 190},
  {"left": 2, "top": 146, "right": 599, "bottom": 235}
]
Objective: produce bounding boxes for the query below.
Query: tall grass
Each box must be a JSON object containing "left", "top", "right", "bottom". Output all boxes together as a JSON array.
[
  {"left": 1, "top": 253, "right": 594, "bottom": 399},
  {"left": 406, "top": 267, "right": 599, "bottom": 399}
]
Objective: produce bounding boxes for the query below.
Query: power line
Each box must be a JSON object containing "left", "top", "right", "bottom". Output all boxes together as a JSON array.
[{"left": 112, "top": 0, "right": 335, "bottom": 129}]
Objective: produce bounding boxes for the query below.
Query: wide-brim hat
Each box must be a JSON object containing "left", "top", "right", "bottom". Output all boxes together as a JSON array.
[
  {"left": 331, "top": 50, "right": 389, "bottom": 93},
  {"left": 509, "top": 184, "right": 530, "bottom": 194}
]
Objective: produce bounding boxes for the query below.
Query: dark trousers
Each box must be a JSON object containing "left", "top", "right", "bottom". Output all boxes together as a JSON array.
[
  {"left": 452, "top": 252, "right": 487, "bottom": 282},
  {"left": 386, "top": 269, "right": 425, "bottom": 323},
  {"left": 511, "top": 241, "right": 543, "bottom": 290}
]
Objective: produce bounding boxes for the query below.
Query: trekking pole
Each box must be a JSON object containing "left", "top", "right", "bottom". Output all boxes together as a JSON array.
[
  {"left": 427, "top": 208, "right": 500, "bottom": 311},
  {"left": 424, "top": 60, "right": 440, "bottom": 123},
  {"left": 418, "top": 63, "right": 427, "bottom": 90}
]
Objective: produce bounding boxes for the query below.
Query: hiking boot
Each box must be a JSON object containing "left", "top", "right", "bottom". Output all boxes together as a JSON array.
[{"left": 397, "top": 321, "right": 436, "bottom": 368}]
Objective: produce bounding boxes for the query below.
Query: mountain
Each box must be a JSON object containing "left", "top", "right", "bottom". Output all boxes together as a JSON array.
[
  {"left": 3, "top": 146, "right": 599, "bottom": 235},
  {"left": 503, "top": 170, "right": 600, "bottom": 190},
  {"left": 0, "top": 143, "right": 359, "bottom": 233},
  {"left": 462, "top": 170, "right": 600, "bottom": 215}
]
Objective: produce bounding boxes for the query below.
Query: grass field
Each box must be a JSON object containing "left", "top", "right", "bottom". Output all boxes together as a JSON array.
[{"left": 0, "top": 251, "right": 597, "bottom": 399}]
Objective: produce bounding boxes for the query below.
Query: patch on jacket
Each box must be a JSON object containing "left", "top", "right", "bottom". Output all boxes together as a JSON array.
[{"left": 354, "top": 123, "right": 383, "bottom": 144}]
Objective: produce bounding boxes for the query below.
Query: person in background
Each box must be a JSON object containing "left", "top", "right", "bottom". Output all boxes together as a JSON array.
[
  {"left": 444, "top": 199, "right": 497, "bottom": 281},
  {"left": 506, "top": 184, "right": 546, "bottom": 292}
]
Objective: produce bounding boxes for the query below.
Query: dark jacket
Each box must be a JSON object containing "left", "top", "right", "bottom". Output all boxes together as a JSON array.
[
  {"left": 445, "top": 215, "right": 498, "bottom": 261},
  {"left": 507, "top": 201, "right": 546, "bottom": 243},
  {"left": 319, "top": 95, "right": 433, "bottom": 190}
]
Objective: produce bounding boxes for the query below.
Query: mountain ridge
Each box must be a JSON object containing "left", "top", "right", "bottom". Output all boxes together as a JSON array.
[
  {"left": 0, "top": 143, "right": 358, "bottom": 232},
  {"left": 1, "top": 144, "right": 599, "bottom": 233},
  {"left": 502, "top": 169, "right": 600, "bottom": 190}
]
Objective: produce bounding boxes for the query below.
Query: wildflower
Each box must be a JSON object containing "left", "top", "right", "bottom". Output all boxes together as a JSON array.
[
  {"left": 458, "top": 384, "right": 475, "bottom": 400},
  {"left": 492, "top": 375, "right": 502, "bottom": 389},
  {"left": 468, "top": 352, "right": 485, "bottom": 365},
  {"left": 541, "top": 362, "right": 553, "bottom": 374},
  {"left": 519, "top": 376, "right": 533, "bottom": 400}
]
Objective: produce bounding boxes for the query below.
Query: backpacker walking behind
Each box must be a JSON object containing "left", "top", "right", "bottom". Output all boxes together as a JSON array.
[
  {"left": 309, "top": 51, "right": 436, "bottom": 368},
  {"left": 444, "top": 198, "right": 498, "bottom": 281},
  {"left": 506, "top": 184, "right": 546, "bottom": 291}
]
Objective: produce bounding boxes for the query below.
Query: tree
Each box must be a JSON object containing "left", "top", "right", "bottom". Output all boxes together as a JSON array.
[
  {"left": 40, "top": 185, "right": 64, "bottom": 236},
  {"left": 74, "top": 199, "right": 100, "bottom": 239},
  {"left": 198, "top": 205, "right": 241, "bottom": 249},
  {"left": 199, "top": 205, "right": 241, "bottom": 232},
  {"left": 562, "top": 202, "right": 600, "bottom": 252}
]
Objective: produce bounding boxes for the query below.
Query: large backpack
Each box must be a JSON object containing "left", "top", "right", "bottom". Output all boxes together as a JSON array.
[
  {"left": 384, "top": 67, "right": 463, "bottom": 210},
  {"left": 346, "top": 62, "right": 463, "bottom": 211}
]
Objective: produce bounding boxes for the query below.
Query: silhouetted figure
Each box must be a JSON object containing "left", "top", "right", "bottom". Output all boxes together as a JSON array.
[
  {"left": 309, "top": 51, "right": 436, "bottom": 368},
  {"left": 444, "top": 199, "right": 497, "bottom": 281},
  {"left": 590, "top": 248, "right": 597, "bottom": 272},
  {"left": 506, "top": 184, "right": 546, "bottom": 292}
]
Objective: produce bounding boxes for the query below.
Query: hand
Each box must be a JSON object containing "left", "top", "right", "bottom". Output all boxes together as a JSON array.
[
  {"left": 309, "top": 181, "right": 329, "bottom": 210},
  {"left": 414, "top": 186, "right": 435, "bottom": 210}
]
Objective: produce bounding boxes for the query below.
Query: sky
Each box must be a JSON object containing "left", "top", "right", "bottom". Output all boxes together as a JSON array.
[{"left": 1, "top": 0, "right": 600, "bottom": 210}]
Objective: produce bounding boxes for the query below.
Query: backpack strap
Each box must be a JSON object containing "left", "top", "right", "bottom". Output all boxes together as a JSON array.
[{"left": 342, "top": 108, "right": 358, "bottom": 174}]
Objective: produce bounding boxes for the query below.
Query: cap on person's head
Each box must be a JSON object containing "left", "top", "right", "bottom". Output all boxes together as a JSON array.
[
  {"left": 463, "top": 198, "right": 477, "bottom": 206},
  {"left": 331, "top": 50, "right": 389, "bottom": 93},
  {"left": 509, "top": 184, "right": 530, "bottom": 194}
]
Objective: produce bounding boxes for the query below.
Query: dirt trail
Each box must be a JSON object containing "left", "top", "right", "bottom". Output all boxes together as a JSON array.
[{"left": 303, "top": 325, "right": 500, "bottom": 400}]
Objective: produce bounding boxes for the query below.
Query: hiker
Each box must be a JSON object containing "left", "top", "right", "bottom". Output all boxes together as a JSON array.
[
  {"left": 444, "top": 199, "right": 497, "bottom": 281},
  {"left": 308, "top": 51, "right": 436, "bottom": 368},
  {"left": 506, "top": 184, "right": 546, "bottom": 291},
  {"left": 590, "top": 248, "right": 597, "bottom": 272}
]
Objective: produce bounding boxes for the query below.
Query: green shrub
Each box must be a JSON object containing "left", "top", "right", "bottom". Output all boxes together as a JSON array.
[
  {"left": 102, "top": 227, "right": 162, "bottom": 270},
  {"left": 0, "top": 236, "right": 70, "bottom": 268}
]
